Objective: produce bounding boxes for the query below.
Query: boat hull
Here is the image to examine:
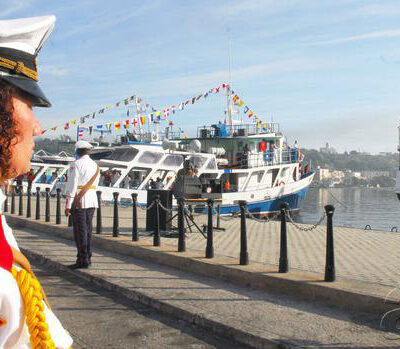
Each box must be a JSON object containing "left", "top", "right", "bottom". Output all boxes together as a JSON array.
[{"left": 194, "top": 186, "right": 310, "bottom": 216}]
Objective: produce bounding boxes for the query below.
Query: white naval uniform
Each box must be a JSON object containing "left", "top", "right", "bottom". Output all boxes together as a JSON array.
[
  {"left": 64, "top": 155, "right": 99, "bottom": 209},
  {"left": 0, "top": 190, "right": 73, "bottom": 348}
]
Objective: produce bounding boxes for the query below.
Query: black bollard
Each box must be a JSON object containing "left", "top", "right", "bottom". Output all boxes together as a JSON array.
[
  {"left": 239, "top": 200, "right": 249, "bottom": 265},
  {"left": 35, "top": 187, "right": 40, "bottom": 220},
  {"left": 45, "top": 188, "right": 50, "bottom": 222},
  {"left": 177, "top": 198, "right": 185, "bottom": 252},
  {"left": 96, "top": 191, "right": 102, "bottom": 234},
  {"left": 26, "top": 185, "right": 32, "bottom": 218},
  {"left": 131, "top": 193, "right": 138, "bottom": 241},
  {"left": 205, "top": 198, "right": 214, "bottom": 258},
  {"left": 153, "top": 195, "right": 161, "bottom": 246},
  {"left": 279, "top": 202, "right": 289, "bottom": 273},
  {"left": 324, "top": 205, "right": 335, "bottom": 282},
  {"left": 10, "top": 186, "right": 15, "bottom": 214},
  {"left": 56, "top": 188, "right": 61, "bottom": 224},
  {"left": 4, "top": 188, "right": 8, "bottom": 213},
  {"left": 216, "top": 204, "right": 221, "bottom": 229},
  {"left": 68, "top": 213, "right": 73, "bottom": 227},
  {"left": 18, "top": 185, "right": 23, "bottom": 216},
  {"left": 112, "top": 192, "right": 119, "bottom": 237}
]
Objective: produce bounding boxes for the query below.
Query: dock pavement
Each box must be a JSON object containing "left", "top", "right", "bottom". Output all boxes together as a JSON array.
[
  {"left": 5, "top": 204, "right": 400, "bottom": 348},
  {"left": 12, "top": 195, "right": 400, "bottom": 287}
]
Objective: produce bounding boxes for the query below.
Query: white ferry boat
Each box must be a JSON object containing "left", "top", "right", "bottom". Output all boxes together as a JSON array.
[
  {"left": 26, "top": 122, "right": 313, "bottom": 215},
  {"left": 89, "top": 122, "right": 313, "bottom": 215}
]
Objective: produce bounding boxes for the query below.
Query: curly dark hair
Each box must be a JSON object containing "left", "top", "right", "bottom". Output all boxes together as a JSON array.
[{"left": 0, "top": 80, "right": 18, "bottom": 184}]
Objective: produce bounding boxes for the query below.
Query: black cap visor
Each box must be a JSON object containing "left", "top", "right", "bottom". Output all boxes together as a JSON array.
[{"left": 0, "top": 73, "right": 51, "bottom": 107}]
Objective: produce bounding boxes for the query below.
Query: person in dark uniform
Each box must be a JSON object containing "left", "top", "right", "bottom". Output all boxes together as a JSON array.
[{"left": 65, "top": 140, "right": 99, "bottom": 269}]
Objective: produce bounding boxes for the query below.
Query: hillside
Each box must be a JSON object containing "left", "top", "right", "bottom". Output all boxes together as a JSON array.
[{"left": 302, "top": 149, "right": 397, "bottom": 176}]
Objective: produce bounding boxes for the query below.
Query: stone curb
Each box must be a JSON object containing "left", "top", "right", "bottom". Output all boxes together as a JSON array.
[
  {"left": 22, "top": 248, "right": 293, "bottom": 349},
  {"left": 7, "top": 215, "right": 395, "bottom": 318}
]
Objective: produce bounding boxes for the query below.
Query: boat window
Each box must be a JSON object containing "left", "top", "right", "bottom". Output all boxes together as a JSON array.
[
  {"left": 101, "top": 148, "right": 139, "bottom": 162},
  {"left": 270, "top": 168, "right": 279, "bottom": 186},
  {"left": 145, "top": 170, "right": 176, "bottom": 190},
  {"left": 36, "top": 167, "right": 65, "bottom": 184},
  {"left": 205, "top": 158, "right": 217, "bottom": 170},
  {"left": 90, "top": 150, "right": 114, "bottom": 160},
  {"left": 189, "top": 156, "right": 207, "bottom": 169},
  {"left": 114, "top": 168, "right": 150, "bottom": 189},
  {"left": 138, "top": 151, "right": 163, "bottom": 164},
  {"left": 162, "top": 154, "right": 184, "bottom": 167},
  {"left": 24, "top": 165, "right": 45, "bottom": 183}
]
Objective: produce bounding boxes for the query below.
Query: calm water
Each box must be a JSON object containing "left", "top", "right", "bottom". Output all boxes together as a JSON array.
[{"left": 298, "top": 187, "right": 400, "bottom": 232}]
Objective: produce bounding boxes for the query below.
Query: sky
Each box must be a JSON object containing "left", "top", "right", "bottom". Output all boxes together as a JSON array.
[{"left": 2, "top": 0, "right": 400, "bottom": 154}]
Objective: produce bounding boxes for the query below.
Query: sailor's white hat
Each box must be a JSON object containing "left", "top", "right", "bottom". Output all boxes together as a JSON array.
[
  {"left": 75, "top": 140, "right": 94, "bottom": 150},
  {"left": 0, "top": 15, "right": 55, "bottom": 107}
]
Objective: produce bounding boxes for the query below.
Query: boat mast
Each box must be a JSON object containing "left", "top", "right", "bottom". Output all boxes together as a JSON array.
[{"left": 227, "top": 29, "right": 233, "bottom": 135}]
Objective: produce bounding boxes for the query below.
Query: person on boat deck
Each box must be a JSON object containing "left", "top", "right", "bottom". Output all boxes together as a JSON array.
[
  {"left": 0, "top": 15, "right": 73, "bottom": 348},
  {"left": 111, "top": 169, "right": 120, "bottom": 186},
  {"left": 242, "top": 144, "right": 251, "bottom": 168}
]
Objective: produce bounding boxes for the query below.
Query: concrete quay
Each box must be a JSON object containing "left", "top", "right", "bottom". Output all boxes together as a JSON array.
[
  {"left": 6, "top": 213, "right": 400, "bottom": 348},
  {"left": 8, "top": 194, "right": 400, "bottom": 287}
]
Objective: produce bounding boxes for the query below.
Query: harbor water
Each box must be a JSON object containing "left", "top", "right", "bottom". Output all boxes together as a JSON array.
[{"left": 298, "top": 187, "right": 400, "bottom": 232}]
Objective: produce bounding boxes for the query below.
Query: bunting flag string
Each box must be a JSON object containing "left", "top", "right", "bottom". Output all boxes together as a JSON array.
[{"left": 41, "top": 82, "right": 262, "bottom": 136}]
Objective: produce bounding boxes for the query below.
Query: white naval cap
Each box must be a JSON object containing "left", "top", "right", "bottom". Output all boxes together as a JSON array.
[
  {"left": 75, "top": 140, "right": 94, "bottom": 150},
  {"left": 0, "top": 15, "right": 56, "bottom": 107}
]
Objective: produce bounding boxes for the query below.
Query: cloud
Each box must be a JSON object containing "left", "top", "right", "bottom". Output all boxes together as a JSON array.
[
  {"left": 215, "top": 0, "right": 303, "bottom": 17},
  {"left": 353, "top": 3, "right": 400, "bottom": 17},
  {"left": 303, "top": 29, "right": 400, "bottom": 46},
  {"left": 58, "top": 1, "right": 162, "bottom": 39},
  {"left": 0, "top": 0, "right": 33, "bottom": 18},
  {"left": 141, "top": 58, "right": 331, "bottom": 98}
]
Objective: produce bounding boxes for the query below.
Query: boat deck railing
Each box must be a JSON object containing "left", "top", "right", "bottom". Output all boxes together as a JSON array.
[
  {"left": 220, "top": 149, "right": 300, "bottom": 169},
  {"left": 197, "top": 123, "right": 281, "bottom": 138}
]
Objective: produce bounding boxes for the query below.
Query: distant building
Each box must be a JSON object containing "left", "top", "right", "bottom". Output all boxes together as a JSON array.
[
  {"left": 315, "top": 167, "right": 331, "bottom": 181},
  {"left": 320, "top": 142, "right": 337, "bottom": 154},
  {"left": 361, "top": 171, "right": 390, "bottom": 179}
]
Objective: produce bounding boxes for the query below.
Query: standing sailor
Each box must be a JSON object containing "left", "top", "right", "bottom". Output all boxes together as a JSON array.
[
  {"left": 65, "top": 141, "right": 99, "bottom": 269},
  {"left": 0, "top": 15, "right": 73, "bottom": 348}
]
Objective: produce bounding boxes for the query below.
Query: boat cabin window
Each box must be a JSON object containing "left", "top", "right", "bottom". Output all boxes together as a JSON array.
[
  {"left": 264, "top": 168, "right": 279, "bottom": 187},
  {"left": 205, "top": 158, "right": 217, "bottom": 170},
  {"left": 23, "top": 165, "right": 44, "bottom": 183},
  {"left": 145, "top": 170, "right": 176, "bottom": 189},
  {"left": 189, "top": 155, "right": 207, "bottom": 169},
  {"left": 36, "top": 167, "right": 65, "bottom": 184},
  {"left": 90, "top": 150, "right": 114, "bottom": 161},
  {"left": 116, "top": 168, "right": 151, "bottom": 189},
  {"left": 246, "top": 171, "right": 264, "bottom": 190},
  {"left": 101, "top": 148, "right": 139, "bottom": 162},
  {"left": 138, "top": 151, "right": 163, "bottom": 164},
  {"left": 162, "top": 154, "right": 184, "bottom": 167}
]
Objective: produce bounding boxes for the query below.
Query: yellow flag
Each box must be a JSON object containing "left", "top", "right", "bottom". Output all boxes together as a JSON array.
[
  {"left": 70, "top": 119, "right": 76, "bottom": 125},
  {"left": 238, "top": 100, "right": 244, "bottom": 106}
]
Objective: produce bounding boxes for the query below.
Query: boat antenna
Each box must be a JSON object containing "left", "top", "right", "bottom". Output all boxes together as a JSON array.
[{"left": 227, "top": 28, "right": 233, "bottom": 135}]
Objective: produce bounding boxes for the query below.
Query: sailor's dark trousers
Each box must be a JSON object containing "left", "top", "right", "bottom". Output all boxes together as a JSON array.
[{"left": 72, "top": 207, "right": 95, "bottom": 265}]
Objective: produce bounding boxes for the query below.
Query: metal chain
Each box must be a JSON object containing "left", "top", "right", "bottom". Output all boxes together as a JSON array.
[
  {"left": 286, "top": 210, "right": 326, "bottom": 231},
  {"left": 136, "top": 201, "right": 155, "bottom": 211},
  {"left": 219, "top": 213, "right": 240, "bottom": 221},
  {"left": 158, "top": 201, "right": 174, "bottom": 213},
  {"left": 245, "top": 209, "right": 280, "bottom": 223}
]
